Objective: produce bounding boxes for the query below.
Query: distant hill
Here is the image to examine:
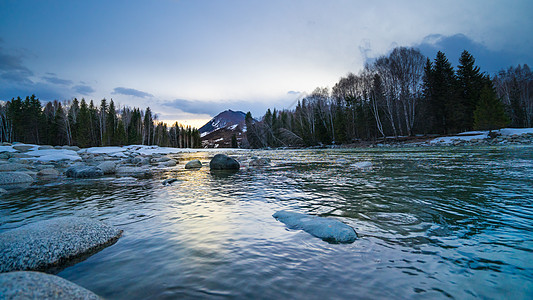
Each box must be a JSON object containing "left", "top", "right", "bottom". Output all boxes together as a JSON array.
[{"left": 199, "top": 110, "right": 247, "bottom": 148}]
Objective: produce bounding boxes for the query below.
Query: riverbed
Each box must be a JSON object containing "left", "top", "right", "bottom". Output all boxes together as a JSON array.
[{"left": 1, "top": 146, "right": 532, "bottom": 299}]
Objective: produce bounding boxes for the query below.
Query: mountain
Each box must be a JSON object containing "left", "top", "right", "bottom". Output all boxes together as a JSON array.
[
  {"left": 199, "top": 110, "right": 247, "bottom": 148},
  {"left": 199, "top": 110, "right": 247, "bottom": 135}
]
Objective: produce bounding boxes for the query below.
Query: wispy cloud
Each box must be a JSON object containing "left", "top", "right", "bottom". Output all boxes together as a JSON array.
[
  {"left": 112, "top": 87, "right": 153, "bottom": 98},
  {"left": 0, "top": 46, "right": 34, "bottom": 84},
  {"left": 73, "top": 85, "right": 95, "bottom": 95},
  {"left": 43, "top": 75, "right": 73, "bottom": 86}
]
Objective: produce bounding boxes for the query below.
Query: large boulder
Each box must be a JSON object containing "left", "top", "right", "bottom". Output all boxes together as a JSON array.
[
  {"left": 116, "top": 166, "right": 151, "bottom": 177},
  {"left": 97, "top": 161, "right": 117, "bottom": 174},
  {"left": 0, "top": 217, "right": 122, "bottom": 273},
  {"left": 209, "top": 154, "right": 240, "bottom": 170},
  {"left": 0, "top": 271, "right": 101, "bottom": 299},
  {"left": 0, "top": 172, "right": 34, "bottom": 190},
  {"left": 185, "top": 159, "right": 202, "bottom": 169},
  {"left": 65, "top": 166, "right": 104, "bottom": 178},
  {"left": 273, "top": 210, "right": 357, "bottom": 243}
]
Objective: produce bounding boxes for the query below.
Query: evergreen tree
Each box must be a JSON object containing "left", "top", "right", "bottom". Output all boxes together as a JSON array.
[
  {"left": 231, "top": 134, "right": 238, "bottom": 148},
  {"left": 429, "top": 51, "right": 459, "bottom": 133},
  {"left": 105, "top": 100, "right": 117, "bottom": 145},
  {"left": 474, "top": 84, "right": 509, "bottom": 131},
  {"left": 76, "top": 99, "right": 91, "bottom": 147},
  {"left": 456, "top": 50, "right": 484, "bottom": 130}
]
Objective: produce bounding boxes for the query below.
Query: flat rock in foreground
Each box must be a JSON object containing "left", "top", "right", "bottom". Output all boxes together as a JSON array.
[
  {"left": 0, "top": 217, "right": 122, "bottom": 273},
  {"left": 0, "top": 271, "right": 100, "bottom": 299},
  {"left": 273, "top": 210, "right": 357, "bottom": 243}
]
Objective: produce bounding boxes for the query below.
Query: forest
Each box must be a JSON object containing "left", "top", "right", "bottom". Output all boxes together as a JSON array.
[
  {"left": 245, "top": 48, "right": 532, "bottom": 148},
  {"left": 0, "top": 97, "right": 201, "bottom": 148}
]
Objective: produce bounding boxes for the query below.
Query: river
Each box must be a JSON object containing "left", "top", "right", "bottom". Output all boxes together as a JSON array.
[{"left": 1, "top": 146, "right": 532, "bottom": 299}]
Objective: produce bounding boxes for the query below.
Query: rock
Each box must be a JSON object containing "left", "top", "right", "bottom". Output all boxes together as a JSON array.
[
  {"left": 160, "top": 159, "right": 177, "bottom": 167},
  {"left": 273, "top": 210, "right": 357, "bottom": 243},
  {"left": 132, "top": 156, "right": 150, "bottom": 166},
  {"left": 0, "top": 172, "right": 34, "bottom": 189},
  {"left": 13, "top": 144, "right": 36, "bottom": 152},
  {"left": 38, "top": 145, "right": 54, "bottom": 150},
  {"left": 0, "top": 163, "right": 30, "bottom": 172},
  {"left": 97, "top": 161, "right": 116, "bottom": 174},
  {"left": 185, "top": 159, "right": 202, "bottom": 169},
  {"left": 37, "top": 168, "right": 60, "bottom": 178},
  {"left": 209, "top": 154, "right": 240, "bottom": 170},
  {"left": 249, "top": 157, "right": 271, "bottom": 167},
  {"left": 65, "top": 166, "right": 104, "bottom": 178},
  {"left": 0, "top": 217, "right": 122, "bottom": 273},
  {"left": 116, "top": 166, "right": 151, "bottom": 177},
  {"left": 0, "top": 271, "right": 101, "bottom": 299},
  {"left": 162, "top": 178, "right": 178, "bottom": 185},
  {"left": 153, "top": 156, "right": 171, "bottom": 163},
  {"left": 62, "top": 145, "right": 80, "bottom": 151},
  {"left": 351, "top": 161, "right": 372, "bottom": 169}
]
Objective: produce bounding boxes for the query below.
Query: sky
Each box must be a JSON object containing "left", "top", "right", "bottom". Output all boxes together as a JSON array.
[{"left": 1, "top": 0, "right": 532, "bottom": 128}]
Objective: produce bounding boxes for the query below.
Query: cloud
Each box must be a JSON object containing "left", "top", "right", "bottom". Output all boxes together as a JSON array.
[
  {"left": 112, "top": 87, "right": 153, "bottom": 98},
  {"left": 73, "top": 85, "right": 95, "bottom": 95},
  {"left": 0, "top": 46, "right": 34, "bottom": 84},
  {"left": 415, "top": 33, "right": 531, "bottom": 74},
  {"left": 162, "top": 92, "right": 302, "bottom": 118},
  {"left": 42, "top": 75, "right": 73, "bottom": 86}
]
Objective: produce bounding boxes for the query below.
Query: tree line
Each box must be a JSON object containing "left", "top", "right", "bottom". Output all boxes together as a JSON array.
[
  {"left": 244, "top": 47, "right": 531, "bottom": 148},
  {"left": 0, "top": 96, "right": 201, "bottom": 148}
]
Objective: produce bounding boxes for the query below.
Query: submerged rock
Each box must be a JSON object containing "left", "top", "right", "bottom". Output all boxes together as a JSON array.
[
  {"left": 0, "top": 271, "right": 100, "bottom": 299},
  {"left": 351, "top": 161, "right": 372, "bottom": 169},
  {"left": 185, "top": 159, "right": 202, "bottom": 169},
  {"left": 0, "top": 217, "right": 122, "bottom": 273},
  {"left": 273, "top": 210, "right": 357, "bottom": 243},
  {"left": 210, "top": 154, "right": 240, "bottom": 170},
  {"left": 249, "top": 157, "right": 271, "bottom": 167},
  {"left": 65, "top": 166, "right": 104, "bottom": 178},
  {"left": 0, "top": 172, "right": 34, "bottom": 189}
]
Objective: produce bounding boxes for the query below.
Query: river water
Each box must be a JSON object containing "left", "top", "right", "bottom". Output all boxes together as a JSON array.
[{"left": 1, "top": 146, "right": 532, "bottom": 299}]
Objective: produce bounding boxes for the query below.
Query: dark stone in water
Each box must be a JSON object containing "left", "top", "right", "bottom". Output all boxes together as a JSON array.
[
  {"left": 0, "top": 217, "right": 122, "bottom": 273},
  {"left": 0, "top": 271, "right": 101, "bottom": 299},
  {"left": 273, "top": 210, "right": 357, "bottom": 243},
  {"left": 162, "top": 178, "right": 178, "bottom": 185},
  {"left": 209, "top": 154, "right": 240, "bottom": 170},
  {"left": 65, "top": 166, "right": 104, "bottom": 178}
]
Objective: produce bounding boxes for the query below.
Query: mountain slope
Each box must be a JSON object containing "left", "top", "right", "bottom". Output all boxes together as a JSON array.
[{"left": 199, "top": 110, "right": 246, "bottom": 135}]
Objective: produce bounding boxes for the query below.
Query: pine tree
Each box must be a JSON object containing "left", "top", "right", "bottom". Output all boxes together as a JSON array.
[
  {"left": 105, "top": 100, "right": 117, "bottom": 145},
  {"left": 430, "top": 51, "right": 459, "bottom": 134},
  {"left": 231, "top": 134, "right": 238, "bottom": 148},
  {"left": 77, "top": 99, "right": 91, "bottom": 147},
  {"left": 474, "top": 84, "right": 509, "bottom": 131},
  {"left": 457, "top": 50, "right": 484, "bottom": 130}
]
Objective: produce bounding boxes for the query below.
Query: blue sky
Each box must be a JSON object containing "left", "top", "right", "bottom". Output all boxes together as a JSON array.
[{"left": 1, "top": 0, "right": 531, "bottom": 127}]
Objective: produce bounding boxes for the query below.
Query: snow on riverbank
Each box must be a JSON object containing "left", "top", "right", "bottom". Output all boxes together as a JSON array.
[
  {"left": 0, "top": 144, "right": 238, "bottom": 162},
  {"left": 429, "top": 128, "right": 533, "bottom": 145}
]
